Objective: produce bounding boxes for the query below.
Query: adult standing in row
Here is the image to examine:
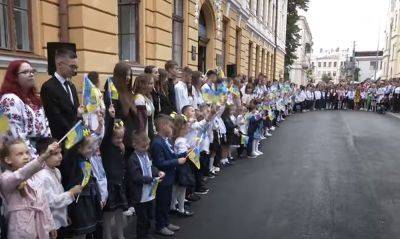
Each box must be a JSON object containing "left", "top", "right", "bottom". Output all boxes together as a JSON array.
[
  {"left": 104, "top": 62, "right": 138, "bottom": 155},
  {"left": 152, "top": 68, "right": 175, "bottom": 116},
  {"left": 133, "top": 74, "right": 156, "bottom": 139},
  {"left": 41, "top": 48, "right": 80, "bottom": 140},
  {"left": 0, "top": 60, "right": 52, "bottom": 157},
  {"left": 174, "top": 67, "right": 194, "bottom": 113},
  {"left": 165, "top": 60, "right": 179, "bottom": 113}
]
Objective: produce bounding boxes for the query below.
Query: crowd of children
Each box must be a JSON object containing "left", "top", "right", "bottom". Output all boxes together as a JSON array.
[
  {"left": 1, "top": 56, "right": 397, "bottom": 239},
  {"left": 293, "top": 80, "right": 400, "bottom": 114}
]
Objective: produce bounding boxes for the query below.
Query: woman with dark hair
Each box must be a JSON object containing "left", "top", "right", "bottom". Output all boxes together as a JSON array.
[
  {"left": 133, "top": 74, "right": 156, "bottom": 139},
  {"left": 191, "top": 71, "right": 204, "bottom": 109},
  {"left": 152, "top": 69, "right": 175, "bottom": 116},
  {"left": 144, "top": 65, "right": 159, "bottom": 79},
  {"left": 104, "top": 62, "right": 137, "bottom": 149},
  {"left": 0, "top": 60, "right": 51, "bottom": 157}
]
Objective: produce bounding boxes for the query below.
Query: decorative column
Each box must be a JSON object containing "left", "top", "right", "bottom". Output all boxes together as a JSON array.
[
  {"left": 263, "top": 0, "right": 269, "bottom": 26},
  {"left": 251, "top": 0, "right": 257, "bottom": 15},
  {"left": 213, "top": 0, "right": 223, "bottom": 36},
  {"left": 194, "top": 0, "right": 200, "bottom": 24},
  {"left": 258, "top": 0, "right": 264, "bottom": 20}
]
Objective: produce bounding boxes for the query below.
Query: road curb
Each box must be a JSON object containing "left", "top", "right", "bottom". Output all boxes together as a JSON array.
[{"left": 387, "top": 112, "right": 400, "bottom": 120}]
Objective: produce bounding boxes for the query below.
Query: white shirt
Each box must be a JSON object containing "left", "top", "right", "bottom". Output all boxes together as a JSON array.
[
  {"left": 174, "top": 137, "right": 190, "bottom": 155},
  {"left": 314, "top": 90, "right": 322, "bottom": 100},
  {"left": 174, "top": 81, "right": 191, "bottom": 113},
  {"left": 54, "top": 72, "right": 74, "bottom": 104},
  {"left": 36, "top": 167, "right": 74, "bottom": 230},
  {"left": 306, "top": 90, "right": 314, "bottom": 100},
  {"left": 346, "top": 90, "right": 355, "bottom": 100},
  {"left": 299, "top": 91, "right": 306, "bottom": 102},
  {"left": 193, "top": 88, "right": 204, "bottom": 109}
]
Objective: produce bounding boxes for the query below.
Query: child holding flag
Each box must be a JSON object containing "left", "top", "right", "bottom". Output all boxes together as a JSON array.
[
  {"left": 125, "top": 131, "right": 165, "bottom": 239},
  {"left": 151, "top": 114, "right": 187, "bottom": 236},
  {"left": 60, "top": 130, "right": 102, "bottom": 238},
  {"left": 100, "top": 104, "right": 128, "bottom": 239},
  {"left": 0, "top": 139, "right": 60, "bottom": 239},
  {"left": 35, "top": 138, "right": 83, "bottom": 234},
  {"left": 171, "top": 114, "right": 195, "bottom": 217}
]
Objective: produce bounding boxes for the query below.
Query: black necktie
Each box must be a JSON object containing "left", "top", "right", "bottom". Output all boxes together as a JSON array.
[{"left": 63, "top": 81, "right": 73, "bottom": 104}]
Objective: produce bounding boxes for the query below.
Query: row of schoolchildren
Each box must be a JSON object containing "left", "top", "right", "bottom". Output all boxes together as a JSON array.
[
  {"left": 292, "top": 81, "right": 400, "bottom": 113},
  {"left": 0, "top": 65, "right": 295, "bottom": 239},
  {"left": 0, "top": 104, "right": 165, "bottom": 239}
]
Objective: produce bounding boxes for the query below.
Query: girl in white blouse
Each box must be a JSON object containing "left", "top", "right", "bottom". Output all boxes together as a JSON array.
[{"left": 35, "top": 138, "right": 82, "bottom": 231}]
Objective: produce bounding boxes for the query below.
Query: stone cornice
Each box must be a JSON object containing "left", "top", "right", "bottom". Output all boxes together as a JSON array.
[{"left": 0, "top": 55, "right": 48, "bottom": 72}]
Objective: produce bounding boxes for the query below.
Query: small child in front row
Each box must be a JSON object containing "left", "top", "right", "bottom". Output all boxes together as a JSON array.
[
  {"left": 0, "top": 139, "right": 59, "bottom": 239},
  {"left": 101, "top": 104, "right": 128, "bottom": 239},
  {"left": 171, "top": 114, "right": 195, "bottom": 217},
  {"left": 61, "top": 136, "right": 103, "bottom": 239},
  {"left": 35, "top": 138, "right": 83, "bottom": 235},
  {"left": 126, "top": 131, "right": 165, "bottom": 239},
  {"left": 151, "top": 114, "right": 187, "bottom": 237}
]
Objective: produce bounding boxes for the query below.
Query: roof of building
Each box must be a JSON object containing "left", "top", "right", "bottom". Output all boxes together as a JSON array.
[{"left": 354, "top": 51, "right": 383, "bottom": 57}]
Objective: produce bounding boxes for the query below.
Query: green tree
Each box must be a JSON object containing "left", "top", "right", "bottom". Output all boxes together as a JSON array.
[
  {"left": 321, "top": 74, "right": 333, "bottom": 84},
  {"left": 284, "top": 0, "right": 310, "bottom": 80}
]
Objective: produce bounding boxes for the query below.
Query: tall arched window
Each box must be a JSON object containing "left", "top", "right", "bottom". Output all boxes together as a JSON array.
[{"left": 172, "top": 0, "right": 184, "bottom": 66}]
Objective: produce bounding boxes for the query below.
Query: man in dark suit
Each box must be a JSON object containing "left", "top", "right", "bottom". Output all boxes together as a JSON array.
[
  {"left": 150, "top": 115, "right": 186, "bottom": 236},
  {"left": 41, "top": 48, "right": 81, "bottom": 140}
]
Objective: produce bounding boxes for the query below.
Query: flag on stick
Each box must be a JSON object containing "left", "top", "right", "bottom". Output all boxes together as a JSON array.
[
  {"left": 0, "top": 109, "right": 9, "bottom": 134},
  {"left": 83, "top": 75, "right": 98, "bottom": 113},
  {"left": 59, "top": 120, "right": 90, "bottom": 149},
  {"left": 80, "top": 161, "right": 92, "bottom": 188}
]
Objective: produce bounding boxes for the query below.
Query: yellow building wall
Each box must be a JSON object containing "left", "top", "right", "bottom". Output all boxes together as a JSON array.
[
  {"left": 276, "top": 50, "right": 285, "bottom": 80},
  {"left": 0, "top": 0, "right": 285, "bottom": 92}
]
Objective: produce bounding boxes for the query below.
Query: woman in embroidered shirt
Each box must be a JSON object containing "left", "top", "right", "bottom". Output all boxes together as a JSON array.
[
  {"left": 133, "top": 74, "right": 156, "bottom": 139},
  {"left": 0, "top": 60, "right": 52, "bottom": 158}
]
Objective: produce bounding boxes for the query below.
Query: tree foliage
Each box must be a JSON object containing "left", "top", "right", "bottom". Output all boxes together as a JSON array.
[
  {"left": 284, "top": 0, "right": 309, "bottom": 79},
  {"left": 321, "top": 74, "right": 333, "bottom": 84}
]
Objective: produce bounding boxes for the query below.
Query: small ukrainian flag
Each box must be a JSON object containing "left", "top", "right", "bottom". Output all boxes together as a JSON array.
[
  {"left": 83, "top": 75, "right": 98, "bottom": 113},
  {"left": 80, "top": 161, "right": 92, "bottom": 187},
  {"left": 0, "top": 109, "right": 9, "bottom": 134},
  {"left": 64, "top": 121, "right": 90, "bottom": 149},
  {"left": 107, "top": 78, "right": 119, "bottom": 101}
]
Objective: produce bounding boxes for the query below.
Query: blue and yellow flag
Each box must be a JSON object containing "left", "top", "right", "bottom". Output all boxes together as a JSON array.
[
  {"left": 149, "top": 179, "right": 159, "bottom": 198},
  {"left": 64, "top": 121, "right": 90, "bottom": 149},
  {"left": 83, "top": 75, "right": 99, "bottom": 113},
  {"left": 0, "top": 108, "right": 9, "bottom": 134},
  {"left": 80, "top": 161, "right": 92, "bottom": 187},
  {"left": 202, "top": 83, "right": 228, "bottom": 105},
  {"left": 107, "top": 78, "right": 119, "bottom": 102},
  {"left": 229, "top": 85, "right": 241, "bottom": 98}
]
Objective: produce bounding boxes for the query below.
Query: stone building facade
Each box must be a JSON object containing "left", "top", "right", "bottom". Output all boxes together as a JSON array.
[
  {"left": 0, "top": 0, "right": 287, "bottom": 90},
  {"left": 382, "top": 0, "right": 400, "bottom": 80},
  {"left": 289, "top": 16, "right": 312, "bottom": 86}
]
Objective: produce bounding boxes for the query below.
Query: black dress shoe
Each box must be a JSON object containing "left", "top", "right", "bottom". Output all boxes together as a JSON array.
[
  {"left": 177, "top": 210, "right": 194, "bottom": 217},
  {"left": 186, "top": 193, "right": 201, "bottom": 201}
]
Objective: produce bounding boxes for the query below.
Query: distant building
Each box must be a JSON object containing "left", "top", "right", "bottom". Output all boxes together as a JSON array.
[
  {"left": 382, "top": 0, "right": 400, "bottom": 80},
  {"left": 354, "top": 51, "right": 383, "bottom": 82},
  {"left": 289, "top": 16, "right": 312, "bottom": 86},
  {"left": 311, "top": 48, "right": 350, "bottom": 84}
]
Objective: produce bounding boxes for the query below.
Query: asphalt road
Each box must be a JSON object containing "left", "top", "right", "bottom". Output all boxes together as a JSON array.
[{"left": 126, "top": 111, "right": 400, "bottom": 239}]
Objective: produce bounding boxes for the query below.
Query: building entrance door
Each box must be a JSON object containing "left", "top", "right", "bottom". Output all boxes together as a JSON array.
[{"left": 198, "top": 44, "right": 206, "bottom": 73}]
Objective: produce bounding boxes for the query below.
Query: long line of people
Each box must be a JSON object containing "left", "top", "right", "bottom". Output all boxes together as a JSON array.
[
  {"left": 293, "top": 81, "right": 400, "bottom": 113},
  {"left": 2, "top": 47, "right": 391, "bottom": 239}
]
